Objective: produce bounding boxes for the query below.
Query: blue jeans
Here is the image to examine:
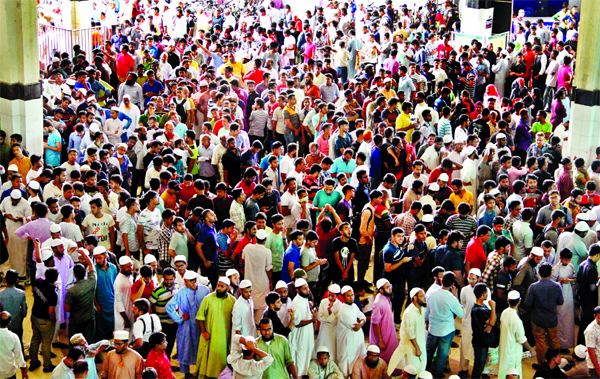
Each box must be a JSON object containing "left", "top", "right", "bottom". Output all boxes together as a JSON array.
[
  {"left": 337, "top": 67, "right": 348, "bottom": 84},
  {"left": 426, "top": 330, "right": 455, "bottom": 378},
  {"left": 472, "top": 346, "right": 488, "bottom": 379}
]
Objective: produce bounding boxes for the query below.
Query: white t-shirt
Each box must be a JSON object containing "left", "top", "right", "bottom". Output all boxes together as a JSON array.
[
  {"left": 132, "top": 313, "right": 162, "bottom": 342},
  {"left": 138, "top": 208, "right": 162, "bottom": 250},
  {"left": 82, "top": 213, "right": 115, "bottom": 250},
  {"left": 280, "top": 191, "right": 299, "bottom": 229}
]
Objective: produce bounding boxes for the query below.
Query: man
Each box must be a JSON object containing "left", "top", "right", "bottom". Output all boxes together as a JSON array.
[
  {"left": 165, "top": 270, "right": 209, "bottom": 377},
  {"left": 534, "top": 348, "right": 569, "bottom": 379},
  {"left": 131, "top": 299, "right": 161, "bottom": 359},
  {"left": 114, "top": 256, "right": 134, "bottom": 334},
  {"left": 243, "top": 229, "right": 273, "bottom": 324},
  {"left": 424, "top": 272, "right": 464, "bottom": 378},
  {"left": 498, "top": 291, "right": 536, "bottom": 379},
  {"left": 524, "top": 261, "right": 564, "bottom": 366},
  {"left": 149, "top": 267, "right": 179, "bottom": 360},
  {"left": 28, "top": 268, "right": 59, "bottom": 373},
  {"left": 351, "top": 345, "right": 390, "bottom": 379},
  {"left": 264, "top": 291, "right": 294, "bottom": 338},
  {"left": 585, "top": 306, "right": 600, "bottom": 378},
  {"left": 227, "top": 335, "right": 273, "bottom": 379},
  {"left": 458, "top": 268, "right": 486, "bottom": 378},
  {"left": 256, "top": 318, "right": 298, "bottom": 379},
  {"left": 465, "top": 225, "right": 492, "bottom": 273},
  {"left": 315, "top": 284, "right": 342, "bottom": 359},
  {"left": 101, "top": 330, "right": 143, "bottom": 379},
  {"left": 93, "top": 247, "right": 120, "bottom": 339},
  {"left": 232, "top": 280, "right": 256, "bottom": 343},
  {"left": 196, "top": 277, "right": 236, "bottom": 379},
  {"left": 336, "top": 285, "right": 367, "bottom": 378},
  {"left": 82, "top": 198, "right": 115, "bottom": 252},
  {"left": 137, "top": 191, "right": 161, "bottom": 262},
  {"left": 388, "top": 288, "right": 427, "bottom": 376},
  {"left": 471, "top": 282, "right": 497, "bottom": 379},
  {"left": 0, "top": 311, "right": 27, "bottom": 379},
  {"left": 578, "top": 244, "right": 600, "bottom": 345},
  {"left": 0, "top": 270, "right": 27, "bottom": 353},
  {"left": 289, "top": 278, "right": 317, "bottom": 376},
  {"left": 64, "top": 250, "right": 97, "bottom": 342},
  {"left": 370, "top": 279, "right": 398, "bottom": 363},
  {"left": 357, "top": 190, "right": 382, "bottom": 289},
  {"left": 308, "top": 346, "right": 343, "bottom": 379},
  {"left": 52, "top": 346, "right": 84, "bottom": 379},
  {"left": 383, "top": 227, "right": 413, "bottom": 325}
]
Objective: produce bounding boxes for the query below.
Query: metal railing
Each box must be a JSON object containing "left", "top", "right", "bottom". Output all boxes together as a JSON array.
[{"left": 38, "top": 24, "right": 113, "bottom": 68}]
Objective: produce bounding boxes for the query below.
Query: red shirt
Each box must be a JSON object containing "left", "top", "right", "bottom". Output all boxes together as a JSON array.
[
  {"left": 131, "top": 278, "right": 155, "bottom": 300},
  {"left": 179, "top": 183, "right": 196, "bottom": 203},
  {"left": 146, "top": 350, "right": 176, "bottom": 379},
  {"left": 523, "top": 50, "right": 536, "bottom": 78},
  {"left": 243, "top": 69, "right": 265, "bottom": 85},
  {"left": 235, "top": 180, "right": 256, "bottom": 197},
  {"left": 116, "top": 53, "right": 135, "bottom": 79},
  {"left": 232, "top": 235, "right": 256, "bottom": 274},
  {"left": 465, "top": 237, "right": 487, "bottom": 272},
  {"left": 581, "top": 193, "right": 600, "bottom": 209}
]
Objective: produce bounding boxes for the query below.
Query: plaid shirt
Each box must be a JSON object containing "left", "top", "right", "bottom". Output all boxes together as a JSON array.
[
  {"left": 158, "top": 224, "right": 173, "bottom": 262},
  {"left": 318, "top": 170, "right": 332, "bottom": 187},
  {"left": 229, "top": 201, "right": 246, "bottom": 242},
  {"left": 481, "top": 251, "right": 504, "bottom": 287},
  {"left": 395, "top": 211, "right": 418, "bottom": 236}
]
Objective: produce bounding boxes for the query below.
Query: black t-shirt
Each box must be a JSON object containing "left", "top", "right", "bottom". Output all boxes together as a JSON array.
[
  {"left": 373, "top": 108, "right": 384, "bottom": 125},
  {"left": 383, "top": 242, "right": 410, "bottom": 281},
  {"left": 222, "top": 149, "right": 242, "bottom": 186},
  {"left": 440, "top": 247, "right": 462, "bottom": 272},
  {"left": 493, "top": 270, "right": 513, "bottom": 311},
  {"left": 143, "top": 152, "right": 157, "bottom": 170},
  {"left": 382, "top": 108, "right": 399, "bottom": 126},
  {"left": 188, "top": 194, "right": 214, "bottom": 213},
  {"left": 32, "top": 278, "right": 58, "bottom": 320},
  {"left": 332, "top": 236, "right": 359, "bottom": 271},
  {"left": 471, "top": 303, "right": 492, "bottom": 347}
]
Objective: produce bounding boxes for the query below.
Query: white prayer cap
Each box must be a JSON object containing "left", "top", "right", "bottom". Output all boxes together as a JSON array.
[
  {"left": 376, "top": 278, "right": 389, "bottom": 289},
  {"left": 123, "top": 94, "right": 131, "bottom": 99},
  {"left": 469, "top": 268, "right": 482, "bottom": 277},
  {"left": 144, "top": 254, "right": 157, "bottom": 264},
  {"left": 496, "top": 132, "right": 506, "bottom": 140},
  {"left": 366, "top": 345, "right": 380, "bottom": 354},
  {"left": 183, "top": 271, "right": 197, "bottom": 280},
  {"left": 50, "top": 238, "right": 63, "bottom": 248},
  {"left": 52, "top": 57, "right": 60, "bottom": 63},
  {"left": 80, "top": 164, "right": 91, "bottom": 171},
  {"left": 239, "top": 279, "right": 252, "bottom": 289},
  {"left": 449, "top": 376, "right": 461, "bottom": 379},
  {"left": 173, "top": 148, "right": 184, "bottom": 157},
  {"left": 226, "top": 268, "right": 239, "bottom": 277},
  {"left": 7, "top": 164, "right": 18, "bottom": 172},
  {"left": 70, "top": 333, "right": 85, "bottom": 346},
  {"left": 418, "top": 371, "right": 433, "bottom": 379},
  {"left": 575, "top": 344, "right": 588, "bottom": 359},
  {"left": 119, "top": 256, "right": 132, "bottom": 266},
  {"left": 294, "top": 278, "right": 307, "bottom": 288},
  {"left": 329, "top": 284, "right": 341, "bottom": 294},
  {"left": 316, "top": 346, "right": 330, "bottom": 354},
  {"left": 596, "top": 224, "right": 600, "bottom": 232},
  {"left": 199, "top": 80, "right": 208, "bottom": 87},
  {"left": 506, "top": 368, "right": 520, "bottom": 376},
  {"left": 93, "top": 246, "right": 107, "bottom": 256},
  {"left": 438, "top": 173, "right": 449, "bottom": 182},
  {"left": 89, "top": 124, "right": 100, "bottom": 133},
  {"left": 218, "top": 276, "right": 231, "bottom": 286},
  {"left": 575, "top": 221, "right": 590, "bottom": 232},
  {"left": 409, "top": 287, "right": 424, "bottom": 299},
  {"left": 275, "top": 280, "right": 288, "bottom": 290},
  {"left": 28, "top": 180, "right": 40, "bottom": 190},
  {"left": 0, "top": 166, "right": 4, "bottom": 175},
  {"left": 576, "top": 212, "right": 589, "bottom": 221},
  {"left": 422, "top": 214, "right": 434, "bottom": 223},
  {"left": 41, "top": 248, "right": 53, "bottom": 261},
  {"left": 455, "top": 136, "right": 466, "bottom": 145},
  {"left": 464, "top": 146, "right": 477, "bottom": 157},
  {"left": 198, "top": 275, "right": 210, "bottom": 286},
  {"left": 507, "top": 290, "right": 521, "bottom": 300},
  {"left": 341, "top": 285, "right": 353, "bottom": 294},
  {"left": 531, "top": 246, "right": 544, "bottom": 256},
  {"left": 174, "top": 255, "right": 187, "bottom": 263},
  {"left": 404, "top": 365, "right": 417, "bottom": 375},
  {"left": 256, "top": 229, "right": 268, "bottom": 240},
  {"left": 489, "top": 188, "right": 501, "bottom": 196},
  {"left": 49, "top": 224, "right": 61, "bottom": 233},
  {"left": 559, "top": 358, "right": 569, "bottom": 370},
  {"left": 110, "top": 106, "right": 120, "bottom": 112},
  {"left": 588, "top": 211, "right": 598, "bottom": 221},
  {"left": 241, "top": 336, "right": 256, "bottom": 350},
  {"left": 114, "top": 331, "right": 129, "bottom": 340},
  {"left": 117, "top": 143, "right": 128, "bottom": 150},
  {"left": 442, "top": 135, "right": 452, "bottom": 144},
  {"left": 428, "top": 183, "right": 439, "bottom": 191},
  {"left": 10, "top": 190, "right": 21, "bottom": 200}
]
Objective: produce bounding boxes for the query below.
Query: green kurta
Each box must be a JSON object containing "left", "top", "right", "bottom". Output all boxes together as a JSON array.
[
  {"left": 196, "top": 292, "right": 236, "bottom": 378},
  {"left": 257, "top": 334, "right": 294, "bottom": 379}
]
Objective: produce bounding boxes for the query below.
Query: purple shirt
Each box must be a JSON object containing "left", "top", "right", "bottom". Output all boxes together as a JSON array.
[
  {"left": 369, "top": 293, "right": 398, "bottom": 363},
  {"left": 383, "top": 57, "right": 400, "bottom": 76},
  {"left": 15, "top": 218, "right": 54, "bottom": 244}
]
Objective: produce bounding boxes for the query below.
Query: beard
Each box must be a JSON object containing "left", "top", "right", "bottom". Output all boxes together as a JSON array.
[
  {"left": 126, "top": 78, "right": 136, "bottom": 86},
  {"left": 383, "top": 290, "right": 392, "bottom": 297},
  {"left": 298, "top": 291, "right": 309, "bottom": 298},
  {"left": 216, "top": 289, "right": 228, "bottom": 298},
  {"left": 365, "top": 358, "right": 379, "bottom": 368},
  {"left": 418, "top": 301, "right": 427, "bottom": 307},
  {"left": 261, "top": 333, "right": 274, "bottom": 342},
  {"left": 280, "top": 296, "right": 288, "bottom": 303}
]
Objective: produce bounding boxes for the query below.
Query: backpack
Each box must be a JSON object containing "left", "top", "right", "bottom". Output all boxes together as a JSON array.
[
  {"left": 351, "top": 206, "right": 374, "bottom": 241},
  {"left": 174, "top": 97, "right": 188, "bottom": 124},
  {"left": 137, "top": 315, "right": 158, "bottom": 359},
  {"left": 535, "top": 224, "right": 556, "bottom": 247}
]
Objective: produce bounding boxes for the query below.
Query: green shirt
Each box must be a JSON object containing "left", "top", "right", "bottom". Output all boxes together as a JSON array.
[
  {"left": 168, "top": 231, "right": 189, "bottom": 258},
  {"left": 312, "top": 189, "right": 342, "bottom": 220},
  {"left": 256, "top": 334, "right": 294, "bottom": 379},
  {"left": 266, "top": 231, "right": 285, "bottom": 272},
  {"left": 484, "top": 229, "right": 514, "bottom": 255},
  {"left": 150, "top": 283, "right": 179, "bottom": 324},
  {"left": 531, "top": 121, "right": 552, "bottom": 140}
]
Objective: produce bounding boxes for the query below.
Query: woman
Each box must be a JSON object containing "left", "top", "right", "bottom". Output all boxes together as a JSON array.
[
  {"left": 551, "top": 249, "right": 575, "bottom": 349},
  {"left": 484, "top": 85, "right": 500, "bottom": 110},
  {"left": 550, "top": 89, "right": 567, "bottom": 130},
  {"left": 146, "top": 332, "right": 176, "bottom": 379}
]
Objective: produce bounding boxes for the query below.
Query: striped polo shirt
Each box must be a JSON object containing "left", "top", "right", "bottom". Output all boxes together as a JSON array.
[{"left": 150, "top": 283, "right": 179, "bottom": 324}]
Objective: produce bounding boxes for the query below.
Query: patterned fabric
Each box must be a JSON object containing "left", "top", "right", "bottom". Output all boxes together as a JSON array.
[
  {"left": 149, "top": 283, "right": 179, "bottom": 324},
  {"left": 481, "top": 251, "right": 503, "bottom": 287},
  {"left": 230, "top": 201, "right": 246, "bottom": 241},
  {"left": 158, "top": 224, "right": 173, "bottom": 262}
]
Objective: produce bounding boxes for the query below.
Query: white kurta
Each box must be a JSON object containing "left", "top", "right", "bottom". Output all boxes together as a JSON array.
[
  {"left": 388, "top": 303, "right": 427, "bottom": 376},
  {"left": 0, "top": 198, "right": 31, "bottom": 275},
  {"left": 243, "top": 244, "right": 273, "bottom": 323},
  {"left": 336, "top": 303, "right": 367, "bottom": 378},
  {"left": 315, "top": 298, "right": 342, "bottom": 359},
  {"left": 552, "top": 262, "right": 576, "bottom": 348},
  {"left": 277, "top": 297, "right": 292, "bottom": 327},
  {"left": 288, "top": 295, "right": 315, "bottom": 376},
  {"left": 498, "top": 307, "right": 527, "bottom": 379},
  {"left": 114, "top": 272, "right": 134, "bottom": 336},
  {"left": 461, "top": 158, "right": 478, "bottom": 202},
  {"left": 231, "top": 296, "right": 257, "bottom": 345}
]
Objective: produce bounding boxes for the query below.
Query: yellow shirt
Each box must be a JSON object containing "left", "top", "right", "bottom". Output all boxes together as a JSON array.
[
  {"left": 449, "top": 188, "right": 474, "bottom": 211},
  {"left": 395, "top": 112, "right": 414, "bottom": 140},
  {"left": 382, "top": 88, "right": 397, "bottom": 100},
  {"left": 219, "top": 61, "right": 246, "bottom": 77}
]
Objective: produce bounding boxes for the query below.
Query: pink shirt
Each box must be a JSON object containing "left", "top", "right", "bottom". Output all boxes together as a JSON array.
[
  {"left": 316, "top": 134, "right": 330, "bottom": 156},
  {"left": 369, "top": 293, "right": 398, "bottom": 362},
  {"left": 507, "top": 166, "right": 528, "bottom": 193},
  {"left": 557, "top": 65, "right": 572, "bottom": 91}
]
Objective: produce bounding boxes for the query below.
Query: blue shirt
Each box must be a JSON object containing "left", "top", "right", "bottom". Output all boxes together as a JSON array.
[
  {"left": 197, "top": 223, "right": 218, "bottom": 262},
  {"left": 113, "top": 153, "right": 132, "bottom": 179},
  {"left": 330, "top": 157, "right": 357, "bottom": 178},
  {"left": 95, "top": 262, "right": 117, "bottom": 309},
  {"left": 370, "top": 146, "right": 382, "bottom": 181},
  {"left": 425, "top": 286, "right": 464, "bottom": 337},
  {"left": 142, "top": 80, "right": 165, "bottom": 106},
  {"left": 46, "top": 130, "right": 63, "bottom": 167},
  {"left": 0, "top": 188, "right": 27, "bottom": 202},
  {"left": 259, "top": 154, "right": 283, "bottom": 171},
  {"left": 281, "top": 243, "right": 302, "bottom": 283},
  {"left": 523, "top": 278, "right": 564, "bottom": 329},
  {"left": 89, "top": 80, "right": 108, "bottom": 99}
]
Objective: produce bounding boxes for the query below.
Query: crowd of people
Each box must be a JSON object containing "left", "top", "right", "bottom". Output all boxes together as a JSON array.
[{"left": 0, "top": 0, "right": 592, "bottom": 378}]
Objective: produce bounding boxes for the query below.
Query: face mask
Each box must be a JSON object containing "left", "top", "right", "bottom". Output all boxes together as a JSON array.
[
  {"left": 299, "top": 197, "right": 308, "bottom": 203},
  {"left": 117, "top": 153, "right": 124, "bottom": 158}
]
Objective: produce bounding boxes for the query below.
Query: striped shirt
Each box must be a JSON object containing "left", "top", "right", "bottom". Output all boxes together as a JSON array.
[
  {"left": 249, "top": 109, "right": 268, "bottom": 137},
  {"left": 150, "top": 283, "right": 179, "bottom": 324},
  {"left": 158, "top": 225, "right": 173, "bottom": 262},
  {"left": 446, "top": 214, "right": 478, "bottom": 255}
]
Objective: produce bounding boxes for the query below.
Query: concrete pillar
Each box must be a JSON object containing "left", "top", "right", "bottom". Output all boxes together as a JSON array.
[
  {"left": 565, "top": 0, "right": 600, "bottom": 162},
  {"left": 0, "top": 0, "right": 44, "bottom": 155},
  {"left": 70, "top": 0, "right": 91, "bottom": 30}
]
